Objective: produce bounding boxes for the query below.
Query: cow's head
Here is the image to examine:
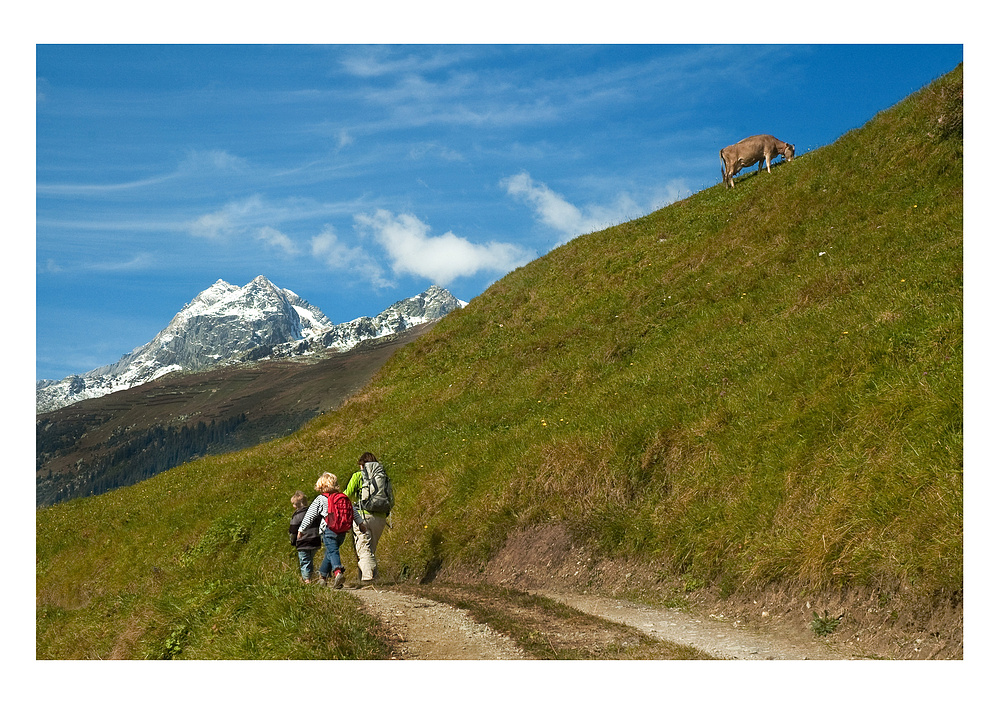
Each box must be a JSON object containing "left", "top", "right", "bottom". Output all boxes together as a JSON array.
[{"left": 782, "top": 143, "right": 795, "bottom": 161}]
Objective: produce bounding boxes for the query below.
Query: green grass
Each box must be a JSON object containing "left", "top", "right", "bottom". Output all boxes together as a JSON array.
[
  {"left": 35, "top": 449, "right": 393, "bottom": 659},
  {"left": 36, "top": 64, "right": 962, "bottom": 659}
]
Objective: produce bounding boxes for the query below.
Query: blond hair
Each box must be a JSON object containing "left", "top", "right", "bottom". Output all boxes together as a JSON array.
[
  {"left": 315, "top": 472, "right": 340, "bottom": 494},
  {"left": 290, "top": 490, "right": 309, "bottom": 509}
]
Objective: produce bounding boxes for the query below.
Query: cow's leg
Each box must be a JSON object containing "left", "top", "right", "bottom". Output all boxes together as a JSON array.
[
  {"left": 730, "top": 159, "right": 745, "bottom": 187},
  {"left": 764, "top": 151, "right": 773, "bottom": 173}
]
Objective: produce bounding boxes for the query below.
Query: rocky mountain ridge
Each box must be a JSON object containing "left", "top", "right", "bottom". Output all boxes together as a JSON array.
[{"left": 36, "top": 276, "right": 465, "bottom": 413}]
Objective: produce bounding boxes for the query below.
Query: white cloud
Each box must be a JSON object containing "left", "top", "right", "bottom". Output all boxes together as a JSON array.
[
  {"left": 180, "top": 149, "right": 249, "bottom": 172},
  {"left": 86, "top": 253, "right": 155, "bottom": 272},
  {"left": 256, "top": 226, "right": 299, "bottom": 256},
  {"left": 37, "top": 149, "right": 247, "bottom": 198},
  {"left": 189, "top": 196, "right": 265, "bottom": 239},
  {"left": 339, "top": 48, "right": 462, "bottom": 78},
  {"left": 502, "top": 172, "right": 592, "bottom": 241},
  {"left": 36, "top": 174, "right": 176, "bottom": 196},
  {"left": 39, "top": 253, "right": 154, "bottom": 274},
  {"left": 188, "top": 195, "right": 361, "bottom": 241},
  {"left": 310, "top": 225, "right": 390, "bottom": 288},
  {"left": 502, "top": 171, "right": 691, "bottom": 244},
  {"left": 355, "top": 209, "right": 533, "bottom": 286},
  {"left": 189, "top": 210, "right": 233, "bottom": 239}
]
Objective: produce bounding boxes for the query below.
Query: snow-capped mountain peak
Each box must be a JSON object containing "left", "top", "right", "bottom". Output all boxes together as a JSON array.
[{"left": 36, "top": 277, "right": 465, "bottom": 413}]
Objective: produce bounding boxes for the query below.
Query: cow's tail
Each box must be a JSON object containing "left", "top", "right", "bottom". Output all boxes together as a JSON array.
[{"left": 719, "top": 150, "right": 727, "bottom": 185}]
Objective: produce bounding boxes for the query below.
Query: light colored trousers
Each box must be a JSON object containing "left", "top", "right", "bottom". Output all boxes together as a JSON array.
[{"left": 353, "top": 513, "right": 387, "bottom": 581}]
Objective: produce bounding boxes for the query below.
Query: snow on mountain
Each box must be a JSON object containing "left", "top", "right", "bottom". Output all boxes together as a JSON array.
[{"left": 36, "top": 277, "right": 466, "bottom": 413}]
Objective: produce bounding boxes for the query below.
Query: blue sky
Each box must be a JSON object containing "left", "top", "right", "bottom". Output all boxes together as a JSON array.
[{"left": 35, "top": 43, "right": 963, "bottom": 381}]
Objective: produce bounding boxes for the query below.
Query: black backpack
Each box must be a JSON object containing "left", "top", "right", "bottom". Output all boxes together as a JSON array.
[{"left": 359, "top": 461, "right": 395, "bottom": 516}]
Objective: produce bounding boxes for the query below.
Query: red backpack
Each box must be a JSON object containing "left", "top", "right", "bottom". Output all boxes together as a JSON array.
[{"left": 324, "top": 492, "right": 354, "bottom": 534}]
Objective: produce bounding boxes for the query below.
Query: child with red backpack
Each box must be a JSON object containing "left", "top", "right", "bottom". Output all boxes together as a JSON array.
[{"left": 297, "top": 472, "right": 366, "bottom": 588}]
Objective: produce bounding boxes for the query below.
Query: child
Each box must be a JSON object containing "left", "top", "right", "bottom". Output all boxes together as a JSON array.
[
  {"left": 289, "top": 490, "right": 321, "bottom": 583},
  {"left": 297, "top": 473, "right": 365, "bottom": 588}
]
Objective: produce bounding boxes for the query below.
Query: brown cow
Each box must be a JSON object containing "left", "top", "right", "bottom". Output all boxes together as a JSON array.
[{"left": 720, "top": 134, "right": 795, "bottom": 188}]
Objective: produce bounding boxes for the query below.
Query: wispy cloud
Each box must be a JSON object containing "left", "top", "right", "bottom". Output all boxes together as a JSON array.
[
  {"left": 339, "top": 48, "right": 466, "bottom": 78},
  {"left": 256, "top": 226, "right": 299, "bottom": 256},
  {"left": 501, "top": 172, "right": 621, "bottom": 243},
  {"left": 189, "top": 196, "right": 266, "bottom": 239},
  {"left": 179, "top": 149, "right": 250, "bottom": 173},
  {"left": 502, "top": 171, "right": 690, "bottom": 244},
  {"left": 408, "top": 142, "right": 465, "bottom": 162},
  {"left": 40, "top": 253, "right": 155, "bottom": 274},
  {"left": 354, "top": 209, "right": 533, "bottom": 286},
  {"left": 36, "top": 149, "right": 249, "bottom": 197},
  {"left": 87, "top": 253, "right": 155, "bottom": 272},
  {"left": 310, "top": 225, "right": 389, "bottom": 288},
  {"left": 36, "top": 174, "right": 178, "bottom": 196},
  {"left": 337, "top": 49, "right": 560, "bottom": 133},
  {"left": 187, "top": 195, "right": 360, "bottom": 241},
  {"left": 502, "top": 172, "right": 584, "bottom": 237}
]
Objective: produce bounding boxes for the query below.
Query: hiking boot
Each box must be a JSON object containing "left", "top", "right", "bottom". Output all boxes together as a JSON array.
[
  {"left": 332, "top": 569, "right": 345, "bottom": 589},
  {"left": 360, "top": 579, "right": 376, "bottom": 589},
  {"left": 317, "top": 575, "right": 328, "bottom": 587}
]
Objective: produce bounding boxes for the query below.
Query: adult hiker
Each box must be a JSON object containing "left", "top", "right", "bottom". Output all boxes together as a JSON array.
[
  {"left": 344, "top": 452, "right": 394, "bottom": 587},
  {"left": 298, "top": 472, "right": 365, "bottom": 589}
]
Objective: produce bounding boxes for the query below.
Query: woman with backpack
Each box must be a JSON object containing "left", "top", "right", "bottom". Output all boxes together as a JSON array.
[
  {"left": 297, "top": 472, "right": 365, "bottom": 589},
  {"left": 343, "top": 452, "right": 393, "bottom": 587}
]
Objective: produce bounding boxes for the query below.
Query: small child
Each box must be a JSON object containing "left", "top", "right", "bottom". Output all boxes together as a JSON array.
[{"left": 289, "top": 490, "right": 321, "bottom": 583}]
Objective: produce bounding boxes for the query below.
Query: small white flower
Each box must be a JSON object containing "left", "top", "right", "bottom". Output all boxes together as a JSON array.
[{"left": 819, "top": 251, "right": 826, "bottom": 256}]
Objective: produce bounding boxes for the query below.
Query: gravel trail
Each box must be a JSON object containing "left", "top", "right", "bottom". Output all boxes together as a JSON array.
[
  {"left": 350, "top": 587, "right": 527, "bottom": 660},
  {"left": 532, "top": 590, "right": 854, "bottom": 660},
  {"left": 347, "top": 584, "right": 856, "bottom": 660}
]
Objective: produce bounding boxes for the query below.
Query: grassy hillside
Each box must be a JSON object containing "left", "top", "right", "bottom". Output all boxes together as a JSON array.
[{"left": 36, "top": 65, "right": 962, "bottom": 659}]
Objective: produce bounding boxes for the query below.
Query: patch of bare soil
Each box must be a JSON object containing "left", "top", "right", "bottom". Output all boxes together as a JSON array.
[
  {"left": 437, "top": 523, "right": 962, "bottom": 660},
  {"left": 349, "top": 586, "right": 526, "bottom": 660}
]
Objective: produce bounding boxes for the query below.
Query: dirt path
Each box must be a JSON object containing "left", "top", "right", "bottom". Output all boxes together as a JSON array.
[
  {"left": 532, "top": 590, "right": 852, "bottom": 660},
  {"left": 350, "top": 587, "right": 527, "bottom": 660},
  {"left": 348, "top": 583, "right": 853, "bottom": 660},
  {"left": 340, "top": 525, "right": 956, "bottom": 660}
]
